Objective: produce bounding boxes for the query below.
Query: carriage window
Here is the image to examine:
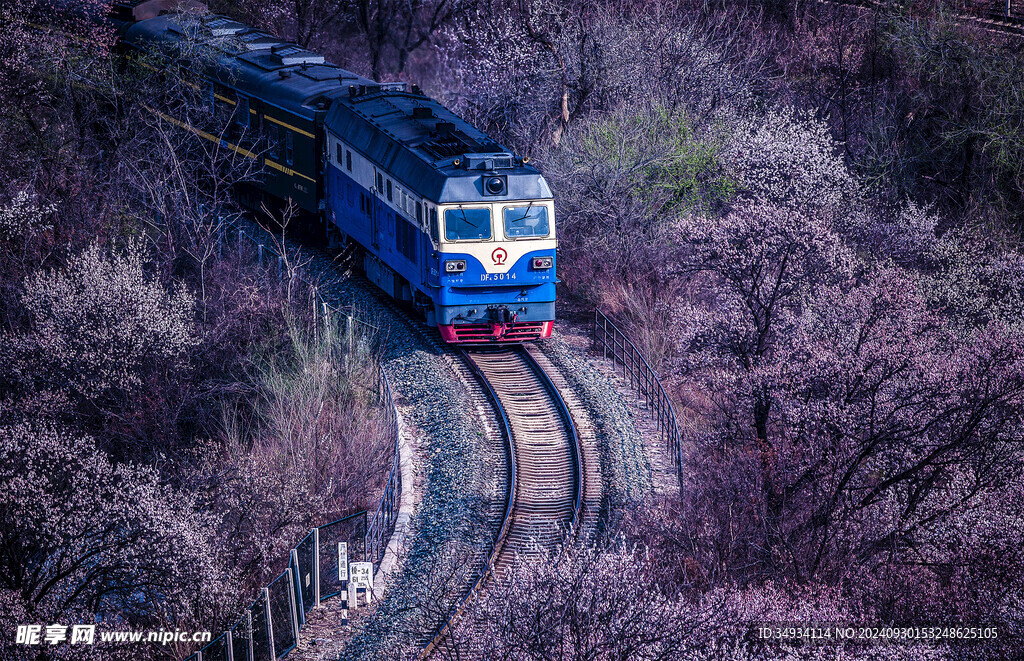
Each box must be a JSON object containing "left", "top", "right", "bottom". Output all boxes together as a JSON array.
[
  {"left": 285, "top": 131, "right": 294, "bottom": 165},
  {"left": 346, "top": 149, "right": 352, "bottom": 172},
  {"left": 376, "top": 172, "right": 383, "bottom": 193},
  {"left": 386, "top": 180, "right": 393, "bottom": 202},
  {"left": 235, "top": 94, "right": 249, "bottom": 129},
  {"left": 416, "top": 201, "right": 422, "bottom": 225},
  {"left": 503, "top": 205, "right": 550, "bottom": 238},
  {"left": 336, "top": 142, "right": 343, "bottom": 165},
  {"left": 444, "top": 207, "right": 491, "bottom": 241},
  {"left": 267, "top": 124, "right": 279, "bottom": 159}
]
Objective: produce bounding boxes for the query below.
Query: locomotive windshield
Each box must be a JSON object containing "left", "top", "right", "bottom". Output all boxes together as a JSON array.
[
  {"left": 503, "top": 204, "right": 550, "bottom": 238},
  {"left": 444, "top": 207, "right": 491, "bottom": 241}
]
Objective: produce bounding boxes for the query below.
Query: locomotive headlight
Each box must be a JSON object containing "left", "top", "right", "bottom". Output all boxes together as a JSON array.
[
  {"left": 532, "top": 256, "right": 553, "bottom": 270},
  {"left": 444, "top": 259, "right": 466, "bottom": 273},
  {"left": 482, "top": 175, "right": 507, "bottom": 196}
]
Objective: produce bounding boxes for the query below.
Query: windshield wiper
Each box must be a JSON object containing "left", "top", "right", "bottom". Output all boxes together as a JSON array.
[
  {"left": 515, "top": 201, "right": 535, "bottom": 222},
  {"left": 458, "top": 205, "right": 480, "bottom": 228}
]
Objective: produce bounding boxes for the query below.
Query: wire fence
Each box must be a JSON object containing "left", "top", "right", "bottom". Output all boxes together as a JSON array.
[
  {"left": 593, "top": 309, "right": 684, "bottom": 495},
  {"left": 367, "top": 369, "right": 401, "bottom": 565},
  {"left": 183, "top": 220, "right": 402, "bottom": 661},
  {"left": 825, "top": 0, "right": 1024, "bottom": 25},
  {"left": 950, "top": 0, "right": 1023, "bottom": 20},
  {"left": 221, "top": 217, "right": 381, "bottom": 343},
  {"left": 185, "top": 512, "right": 368, "bottom": 661}
]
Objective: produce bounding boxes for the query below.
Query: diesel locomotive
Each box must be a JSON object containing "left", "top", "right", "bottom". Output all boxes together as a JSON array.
[{"left": 107, "top": 0, "right": 556, "bottom": 343}]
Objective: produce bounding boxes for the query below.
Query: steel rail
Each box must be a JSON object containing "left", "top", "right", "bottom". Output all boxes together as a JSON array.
[
  {"left": 523, "top": 346, "right": 584, "bottom": 537},
  {"left": 417, "top": 349, "right": 516, "bottom": 659}
]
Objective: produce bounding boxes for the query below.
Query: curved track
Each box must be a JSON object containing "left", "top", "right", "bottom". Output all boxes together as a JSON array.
[
  {"left": 468, "top": 346, "right": 583, "bottom": 567},
  {"left": 420, "top": 344, "right": 584, "bottom": 659}
]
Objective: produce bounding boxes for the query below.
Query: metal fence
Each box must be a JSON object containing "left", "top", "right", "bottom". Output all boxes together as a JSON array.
[
  {"left": 184, "top": 512, "right": 367, "bottom": 661},
  {"left": 593, "top": 309, "right": 684, "bottom": 494},
  {"left": 830, "top": 0, "right": 1024, "bottom": 24},
  {"left": 367, "top": 369, "right": 401, "bottom": 565},
  {"left": 223, "top": 218, "right": 381, "bottom": 343},
  {"left": 183, "top": 222, "right": 402, "bottom": 661},
  {"left": 953, "top": 0, "right": 1024, "bottom": 20}
]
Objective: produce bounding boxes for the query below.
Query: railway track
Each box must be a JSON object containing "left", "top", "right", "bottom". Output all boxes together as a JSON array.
[
  {"left": 815, "top": 0, "right": 1024, "bottom": 37},
  {"left": 420, "top": 344, "right": 585, "bottom": 659},
  {"left": 468, "top": 346, "right": 583, "bottom": 565}
]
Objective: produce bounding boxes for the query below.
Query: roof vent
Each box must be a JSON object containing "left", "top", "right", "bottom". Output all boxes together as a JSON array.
[
  {"left": 435, "top": 122, "right": 455, "bottom": 135},
  {"left": 412, "top": 107, "right": 434, "bottom": 120},
  {"left": 464, "top": 153, "right": 515, "bottom": 170},
  {"left": 205, "top": 16, "right": 246, "bottom": 36},
  {"left": 238, "top": 31, "right": 280, "bottom": 51},
  {"left": 270, "top": 44, "right": 325, "bottom": 66},
  {"left": 349, "top": 84, "right": 384, "bottom": 97}
]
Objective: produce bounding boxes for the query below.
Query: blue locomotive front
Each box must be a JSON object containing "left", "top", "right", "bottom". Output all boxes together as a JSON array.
[{"left": 323, "top": 89, "right": 556, "bottom": 343}]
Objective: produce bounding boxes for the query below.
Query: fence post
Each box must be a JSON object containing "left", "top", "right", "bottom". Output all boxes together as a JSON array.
[
  {"left": 225, "top": 631, "right": 233, "bottom": 661},
  {"left": 601, "top": 313, "right": 607, "bottom": 358},
  {"left": 246, "top": 610, "right": 254, "bottom": 661},
  {"left": 346, "top": 314, "right": 354, "bottom": 353},
  {"left": 290, "top": 550, "right": 305, "bottom": 629},
  {"left": 322, "top": 302, "right": 330, "bottom": 336},
  {"left": 365, "top": 520, "right": 372, "bottom": 565},
  {"left": 262, "top": 587, "right": 274, "bottom": 661},
  {"left": 286, "top": 566, "right": 301, "bottom": 642},
  {"left": 278, "top": 256, "right": 283, "bottom": 281},
  {"left": 257, "top": 243, "right": 263, "bottom": 266},
  {"left": 312, "top": 527, "right": 321, "bottom": 607}
]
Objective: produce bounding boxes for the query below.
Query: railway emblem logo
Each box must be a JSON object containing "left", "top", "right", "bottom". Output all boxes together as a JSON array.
[{"left": 491, "top": 248, "right": 508, "bottom": 266}]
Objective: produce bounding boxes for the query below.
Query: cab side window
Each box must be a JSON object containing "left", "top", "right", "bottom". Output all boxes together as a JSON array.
[{"left": 428, "top": 207, "right": 439, "bottom": 244}]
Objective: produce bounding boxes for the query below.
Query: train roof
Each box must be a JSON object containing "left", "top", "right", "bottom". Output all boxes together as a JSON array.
[
  {"left": 120, "top": 11, "right": 551, "bottom": 203},
  {"left": 326, "top": 90, "right": 551, "bottom": 203},
  {"left": 121, "top": 13, "right": 376, "bottom": 120}
]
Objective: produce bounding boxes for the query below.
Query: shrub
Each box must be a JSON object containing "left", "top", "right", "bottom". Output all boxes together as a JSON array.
[
  {"left": 723, "top": 107, "right": 859, "bottom": 216},
  {"left": 0, "top": 422, "right": 234, "bottom": 659},
  {"left": 13, "top": 241, "right": 198, "bottom": 404}
]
